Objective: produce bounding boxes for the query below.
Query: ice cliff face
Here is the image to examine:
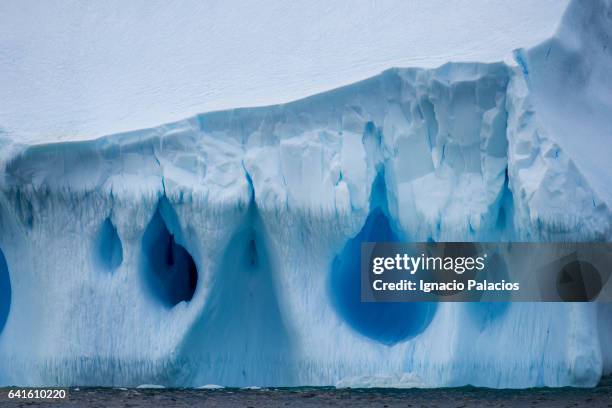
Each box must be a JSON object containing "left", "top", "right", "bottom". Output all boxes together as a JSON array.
[{"left": 0, "top": 0, "right": 611, "bottom": 388}]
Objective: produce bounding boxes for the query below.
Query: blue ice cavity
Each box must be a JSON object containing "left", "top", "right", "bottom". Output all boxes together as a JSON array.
[
  {"left": 0, "top": 248, "right": 10, "bottom": 334},
  {"left": 329, "top": 172, "right": 437, "bottom": 345},
  {"left": 140, "top": 198, "right": 198, "bottom": 307},
  {"left": 93, "top": 217, "right": 123, "bottom": 272}
]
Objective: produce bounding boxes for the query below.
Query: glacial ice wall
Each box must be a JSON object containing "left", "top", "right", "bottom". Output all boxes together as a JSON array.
[{"left": 0, "top": 0, "right": 611, "bottom": 388}]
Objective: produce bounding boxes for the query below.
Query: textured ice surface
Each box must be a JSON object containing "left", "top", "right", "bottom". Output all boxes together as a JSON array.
[{"left": 0, "top": 0, "right": 611, "bottom": 389}]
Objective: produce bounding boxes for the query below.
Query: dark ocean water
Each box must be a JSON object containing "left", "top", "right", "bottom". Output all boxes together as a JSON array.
[{"left": 2, "top": 384, "right": 612, "bottom": 407}]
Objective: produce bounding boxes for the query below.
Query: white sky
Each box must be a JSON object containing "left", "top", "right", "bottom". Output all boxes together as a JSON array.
[{"left": 0, "top": 0, "right": 569, "bottom": 142}]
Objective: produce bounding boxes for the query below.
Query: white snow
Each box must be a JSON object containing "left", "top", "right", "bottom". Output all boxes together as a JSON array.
[
  {"left": 197, "top": 384, "right": 224, "bottom": 390},
  {"left": 136, "top": 384, "right": 165, "bottom": 389},
  {"left": 0, "top": 0, "right": 568, "bottom": 143},
  {"left": 511, "top": 0, "right": 612, "bottom": 206}
]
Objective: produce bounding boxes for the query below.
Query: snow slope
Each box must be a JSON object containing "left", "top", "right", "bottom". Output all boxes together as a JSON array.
[
  {"left": 0, "top": 0, "right": 611, "bottom": 389},
  {"left": 512, "top": 0, "right": 612, "bottom": 206},
  {"left": 0, "top": 0, "right": 567, "bottom": 142}
]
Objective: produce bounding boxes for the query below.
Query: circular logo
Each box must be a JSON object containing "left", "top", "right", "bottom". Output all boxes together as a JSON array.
[{"left": 556, "top": 260, "right": 602, "bottom": 302}]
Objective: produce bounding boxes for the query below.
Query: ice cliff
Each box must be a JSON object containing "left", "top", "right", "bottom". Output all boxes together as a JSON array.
[{"left": 0, "top": 0, "right": 611, "bottom": 388}]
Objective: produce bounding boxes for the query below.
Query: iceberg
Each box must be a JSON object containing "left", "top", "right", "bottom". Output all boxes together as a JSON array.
[{"left": 0, "top": 0, "right": 610, "bottom": 388}]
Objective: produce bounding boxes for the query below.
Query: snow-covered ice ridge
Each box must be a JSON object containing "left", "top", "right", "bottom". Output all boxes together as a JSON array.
[{"left": 0, "top": 0, "right": 611, "bottom": 388}]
